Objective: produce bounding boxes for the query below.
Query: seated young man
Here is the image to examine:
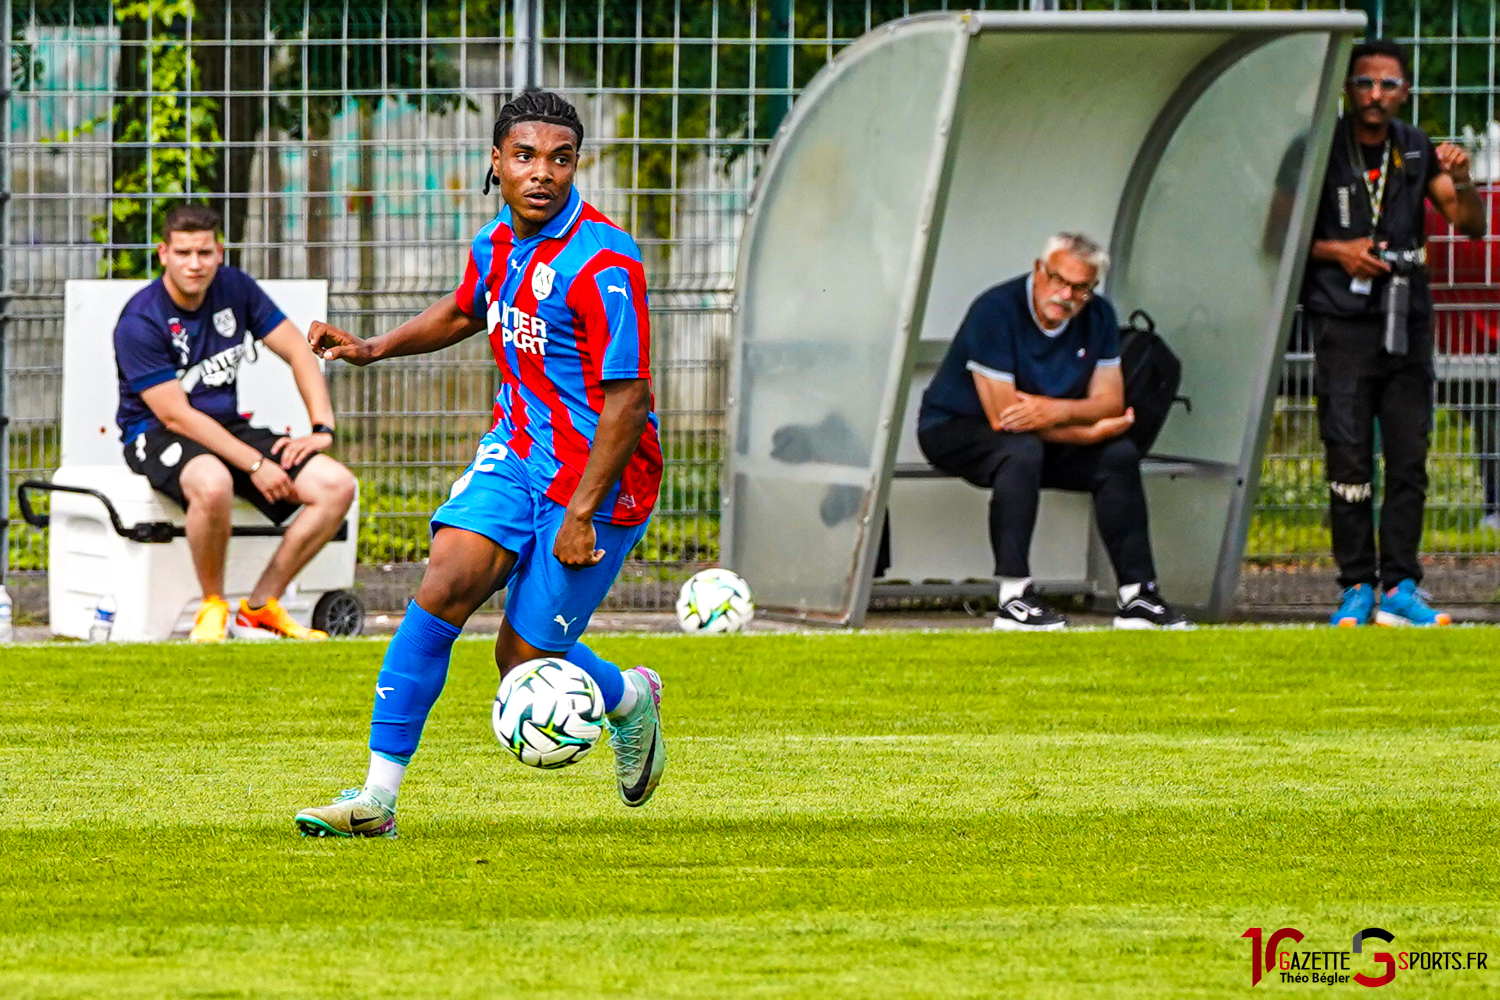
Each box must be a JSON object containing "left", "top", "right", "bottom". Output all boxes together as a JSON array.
[
  {"left": 917, "top": 231, "right": 1189, "bottom": 631},
  {"left": 113, "top": 205, "right": 357, "bottom": 642}
]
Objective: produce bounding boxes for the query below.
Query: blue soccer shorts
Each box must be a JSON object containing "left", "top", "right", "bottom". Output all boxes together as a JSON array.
[{"left": 430, "top": 430, "right": 649, "bottom": 651}]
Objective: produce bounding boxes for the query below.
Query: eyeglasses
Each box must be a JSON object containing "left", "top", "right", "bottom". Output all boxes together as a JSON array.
[
  {"left": 1349, "top": 75, "right": 1405, "bottom": 92},
  {"left": 1036, "top": 260, "right": 1096, "bottom": 298}
]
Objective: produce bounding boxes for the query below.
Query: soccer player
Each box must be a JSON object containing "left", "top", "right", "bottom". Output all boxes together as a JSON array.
[
  {"left": 294, "top": 90, "right": 665, "bottom": 838},
  {"left": 114, "top": 205, "right": 356, "bottom": 642}
]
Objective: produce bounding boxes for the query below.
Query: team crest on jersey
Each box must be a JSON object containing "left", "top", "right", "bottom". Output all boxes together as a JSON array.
[
  {"left": 531, "top": 262, "right": 556, "bottom": 301},
  {"left": 213, "top": 308, "right": 237, "bottom": 339}
]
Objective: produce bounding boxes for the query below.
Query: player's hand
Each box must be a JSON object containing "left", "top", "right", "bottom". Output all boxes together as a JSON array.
[
  {"left": 272, "top": 432, "right": 331, "bottom": 469},
  {"left": 1335, "top": 237, "right": 1391, "bottom": 280},
  {"left": 554, "top": 512, "right": 605, "bottom": 569},
  {"left": 249, "top": 456, "right": 297, "bottom": 504},
  {"left": 999, "top": 393, "right": 1063, "bottom": 432},
  {"left": 1435, "top": 141, "right": 1474, "bottom": 187},
  {"left": 308, "top": 320, "right": 375, "bottom": 366}
]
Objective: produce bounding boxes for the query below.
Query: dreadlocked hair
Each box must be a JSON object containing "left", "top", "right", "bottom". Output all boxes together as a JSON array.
[{"left": 492, "top": 89, "right": 584, "bottom": 150}]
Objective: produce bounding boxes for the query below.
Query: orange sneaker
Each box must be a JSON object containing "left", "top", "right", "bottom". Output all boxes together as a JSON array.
[
  {"left": 233, "top": 598, "right": 327, "bottom": 641},
  {"left": 189, "top": 595, "right": 231, "bottom": 643}
]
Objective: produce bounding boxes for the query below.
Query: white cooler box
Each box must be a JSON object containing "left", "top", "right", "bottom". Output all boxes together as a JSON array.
[
  {"left": 31, "top": 467, "right": 359, "bottom": 642},
  {"left": 17, "top": 279, "right": 364, "bottom": 641}
]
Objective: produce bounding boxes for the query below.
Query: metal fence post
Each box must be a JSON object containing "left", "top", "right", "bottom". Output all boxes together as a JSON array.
[
  {"left": 0, "top": 0, "right": 12, "bottom": 588},
  {"left": 512, "top": 0, "right": 540, "bottom": 94}
]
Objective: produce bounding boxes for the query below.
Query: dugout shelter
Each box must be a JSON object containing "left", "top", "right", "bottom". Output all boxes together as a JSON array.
[{"left": 725, "top": 9, "right": 1365, "bottom": 626}]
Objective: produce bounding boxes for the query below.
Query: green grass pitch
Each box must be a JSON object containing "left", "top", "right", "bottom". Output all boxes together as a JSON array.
[{"left": 3, "top": 627, "right": 1500, "bottom": 998}]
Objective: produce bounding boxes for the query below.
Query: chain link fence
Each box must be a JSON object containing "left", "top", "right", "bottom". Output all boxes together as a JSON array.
[{"left": 3, "top": 0, "right": 1498, "bottom": 615}]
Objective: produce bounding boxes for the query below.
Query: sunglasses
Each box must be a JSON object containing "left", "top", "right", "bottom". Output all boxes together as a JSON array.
[{"left": 1349, "top": 75, "right": 1405, "bottom": 92}]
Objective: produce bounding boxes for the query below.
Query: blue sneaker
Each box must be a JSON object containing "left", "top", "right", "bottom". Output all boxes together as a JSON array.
[
  {"left": 1375, "top": 580, "right": 1452, "bottom": 627},
  {"left": 1330, "top": 584, "right": 1376, "bottom": 627}
]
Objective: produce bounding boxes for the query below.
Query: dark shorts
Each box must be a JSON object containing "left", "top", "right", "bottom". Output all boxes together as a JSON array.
[{"left": 122, "top": 417, "right": 317, "bottom": 525}]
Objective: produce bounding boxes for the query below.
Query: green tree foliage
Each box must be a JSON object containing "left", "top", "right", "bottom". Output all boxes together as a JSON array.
[{"left": 103, "top": 0, "right": 221, "bottom": 276}]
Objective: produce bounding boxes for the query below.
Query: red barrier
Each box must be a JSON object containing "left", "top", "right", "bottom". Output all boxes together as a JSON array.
[{"left": 1426, "top": 187, "right": 1500, "bottom": 354}]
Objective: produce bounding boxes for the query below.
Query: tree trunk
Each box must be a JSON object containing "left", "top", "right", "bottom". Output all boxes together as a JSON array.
[{"left": 192, "top": 2, "right": 268, "bottom": 263}]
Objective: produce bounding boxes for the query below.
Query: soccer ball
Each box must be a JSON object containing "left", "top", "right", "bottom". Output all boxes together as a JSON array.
[
  {"left": 491, "top": 657, "right": 606, "bottom": 769},
  {"left": 676, "top": 567, "right": 755, "bottom": 633}
]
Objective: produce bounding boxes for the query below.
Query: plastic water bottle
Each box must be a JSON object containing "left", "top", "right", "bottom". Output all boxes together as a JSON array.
[
  {"left": 0, "top": 584, "right": 12, "bottom": 643},
  {"left": 89, "top": 594, "right": 117, "bottom": 643}
]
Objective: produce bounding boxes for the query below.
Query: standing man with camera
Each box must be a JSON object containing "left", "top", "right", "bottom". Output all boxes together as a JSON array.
[{"left": 1305, "top": 39, "right": 1486, "bottom": 627}]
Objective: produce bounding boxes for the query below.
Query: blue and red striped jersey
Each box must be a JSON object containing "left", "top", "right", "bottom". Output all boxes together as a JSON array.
[{"left": 453, "top": 187, "right": 662, "bottom": 525}]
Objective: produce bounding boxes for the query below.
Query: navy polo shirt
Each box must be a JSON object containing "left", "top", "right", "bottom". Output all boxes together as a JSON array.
[
  {"left": 918, "top": 273, "right": 1120, "bottom": 432},
  {"left": 113, "top": 266, "right": 287, "bottom": 440}
]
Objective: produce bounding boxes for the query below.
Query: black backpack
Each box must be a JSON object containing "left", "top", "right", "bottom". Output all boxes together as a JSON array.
[{"left": 1118, "top": 309, "right": 1190, "bottom": 455}]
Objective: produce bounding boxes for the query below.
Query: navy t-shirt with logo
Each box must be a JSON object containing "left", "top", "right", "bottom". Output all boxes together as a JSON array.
[
  {"left": 918, "top": 274, "right": 1120, "bottom": 433},
  {"left": 113, "top": 266, "right": 287, "bottom": 440}
]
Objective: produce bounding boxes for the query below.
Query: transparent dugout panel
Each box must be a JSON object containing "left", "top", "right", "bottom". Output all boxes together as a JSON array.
[
  {"left": 729, "top": 20, "right": 963, "bottom": 617},
  {"left": 1115, "top": 32, "right": 1331, "bottom": 465}
]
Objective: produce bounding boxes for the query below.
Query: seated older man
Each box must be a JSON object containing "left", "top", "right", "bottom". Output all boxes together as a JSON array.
[{"left": 917, "top": 231, "right": 1188, "bottom": 631}]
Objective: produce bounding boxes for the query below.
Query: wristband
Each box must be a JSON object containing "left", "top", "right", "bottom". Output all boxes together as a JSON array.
[
  {"left": 248, "top": 458, "right": 263, "bottom": 474},
  {"left": 312, "top": 423, "right": 335, "bottom": 435}
]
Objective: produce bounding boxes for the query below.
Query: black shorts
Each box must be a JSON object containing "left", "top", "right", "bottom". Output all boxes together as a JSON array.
[{"left": 122, "top": 417, "right": 317, "bottom": 525}]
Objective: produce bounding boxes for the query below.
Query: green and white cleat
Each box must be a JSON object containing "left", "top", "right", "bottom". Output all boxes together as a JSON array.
[
  {"left": 608, "top": 667, "right": 665, "bottom": 807},
  {"left": 295, "top": 788, "right": 397, "bottom": 839}
]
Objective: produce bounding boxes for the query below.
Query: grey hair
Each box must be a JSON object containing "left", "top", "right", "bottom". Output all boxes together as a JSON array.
[{"left": 1042, "top": 232, "right": 1110, "bottom": 277}]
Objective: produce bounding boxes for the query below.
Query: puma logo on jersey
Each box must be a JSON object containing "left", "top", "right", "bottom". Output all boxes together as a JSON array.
[
  {"left": 553, "top": 614, "right": 578, "bottom": 635},
  {"left": 606, "top": 284, "right": 627, "bottom": 296}
]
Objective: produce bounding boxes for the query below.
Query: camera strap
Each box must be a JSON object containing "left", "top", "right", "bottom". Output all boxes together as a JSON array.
[{"left": 1345, "top": 120, "right": 1391, "bottom": 231}]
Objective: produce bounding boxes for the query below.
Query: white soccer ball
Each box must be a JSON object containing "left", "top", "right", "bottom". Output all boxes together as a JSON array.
[
  {"left": 676, "top": 567, "right": 755, "bottom": 633},
  {"left": 491, "top": 657, "right": 606, "bottom": 769}
]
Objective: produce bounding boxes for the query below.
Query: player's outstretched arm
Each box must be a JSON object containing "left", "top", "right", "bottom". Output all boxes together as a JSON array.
[{"left": 309, "top": 295, "right": 485, "bottom": 366}]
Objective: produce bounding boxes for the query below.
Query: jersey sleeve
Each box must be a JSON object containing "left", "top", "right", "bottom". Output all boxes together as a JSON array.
[
  {"left": 239, "top": 271, "right": 288, "bottom": 338},
  {"left": 572, "top": 257, "right": 651, "bottom": 380},
  {"left": 1092, "top": 297, "right": 1122, "bottom": 369},
  {"left": 957, "top": 292, "right": 1014, "bottom": 384},
  {"left": 454, "top": 247, "right": 486, "bottom": 319},
  {"left": 113, "top": 311, "right": 179, "bottom": 394}
]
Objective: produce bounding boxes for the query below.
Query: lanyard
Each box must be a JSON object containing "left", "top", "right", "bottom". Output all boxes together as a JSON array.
[{"left": 1346, "top": 121, "right": 1391, "bottom": 231}]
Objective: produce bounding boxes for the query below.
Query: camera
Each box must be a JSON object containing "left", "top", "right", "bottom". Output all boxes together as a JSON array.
[{"left": 1376, "top": 245, "right": 1425, "bottom": 355}]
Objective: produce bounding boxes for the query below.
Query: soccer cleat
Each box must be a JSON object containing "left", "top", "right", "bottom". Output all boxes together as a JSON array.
[
  {"left": 1375, "top": 580, "right": 1452, "bottom": 627},
  {"left": 1113, "top": 583, "right": 1191, "bottom": 630},
  {"left": 295, "top": 788, "right": 397, "bottom": 839},
  {"left": 607, "top": 667, "right": 665, "bottom": 807},
  {"left": 189, "top": 595, "right": 231, "bottom": 643},
  {"left": 1330, "top": 583, "right": 1376, "bottom": 627},
  {"left": 993, "top": 586, "right": 1067, "bottom": 631},
  {"left": 233, "top": 598, "right": 327, "bottom": 641}
]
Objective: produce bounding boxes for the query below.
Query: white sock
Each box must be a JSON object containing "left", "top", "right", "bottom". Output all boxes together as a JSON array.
[
  {"left": 363, "top": 752, "right": 406, "bottom": 808},
  {"left": 608, "top": 672, "right": 640, "bottom": 719},
  {"left": 1118, "top": 582, "right": 1145, "bottom": 604},
  {"left": 998, "top": 577, "right": 1032, "bottom": 604}
]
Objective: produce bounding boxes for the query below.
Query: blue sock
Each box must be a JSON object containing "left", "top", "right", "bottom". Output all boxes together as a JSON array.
[
  {"left": 369, "top": 601, "right": 462, "bottom": 759},
  {"left": 561, "top": 641, "right": 625, "bottom": 712}
]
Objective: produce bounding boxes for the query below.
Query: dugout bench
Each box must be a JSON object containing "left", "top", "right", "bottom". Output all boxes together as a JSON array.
[{"left": 16, "top": 279, "right": 363, "bottom": 641}]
